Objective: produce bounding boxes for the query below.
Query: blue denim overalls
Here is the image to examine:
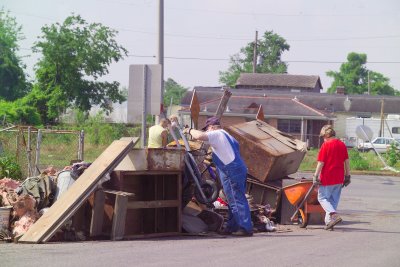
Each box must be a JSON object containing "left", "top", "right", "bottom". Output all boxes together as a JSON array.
[{"left": 212, "top": 132, "right": 253, "bottom": 233}]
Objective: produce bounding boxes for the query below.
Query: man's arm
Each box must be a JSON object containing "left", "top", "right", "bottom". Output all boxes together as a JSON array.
[
  {"left": 344, "top": 159, "right": 350, "bottom": 176},
  {"left": 313, "top": 161, "right": 324, "bottom": 183},
  {"left": 184, "top": 128, "right": 208, "bottom": 141},
  {"left": 161, "top": 130, "right": 168, "bottom": 147}
]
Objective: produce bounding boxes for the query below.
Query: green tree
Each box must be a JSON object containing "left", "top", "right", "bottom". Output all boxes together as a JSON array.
[
  {"left": 32, "top": 15, "right": 127, "bottom": 123},
  {"left": 163, "top": 78, "right": 188, "bottom": 106},
  {"left": 219, "top": 30, "right": 290, "bottom": 87},
  {"left": 327, "top": 52, "right": 397, "bottom": 95},
  {"left": 0, "top": 10, "right": 29, "bottom": 101},
  {"left": 0, "top": 98, "right": 41, "bottom": 125}
]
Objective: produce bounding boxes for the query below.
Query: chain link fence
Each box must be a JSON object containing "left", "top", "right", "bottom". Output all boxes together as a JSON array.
[{"left": 0, "top": 126, "right": 83, "bottom": 178}]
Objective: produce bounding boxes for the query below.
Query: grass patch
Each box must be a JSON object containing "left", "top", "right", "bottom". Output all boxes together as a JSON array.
[{"left": 299, "top": 147, "right": 400, "bottom": 173}]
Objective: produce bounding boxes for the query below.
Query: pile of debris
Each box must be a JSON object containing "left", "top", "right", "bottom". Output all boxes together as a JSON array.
[
  {"left": 0, "top": 120, "right": 312, "bottom": 243},
  {"left": 173, "top": 119, "right": 308, "bottom": 234},
  {"left": 0, "top": 163, "right": 91, "bottom": 242}
]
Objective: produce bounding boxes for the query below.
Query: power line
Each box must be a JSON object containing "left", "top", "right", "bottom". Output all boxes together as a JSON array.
[
  {"left": 116, "top": 27, "right": 400, "bottom": 42},
  {"left": 9, "top": 11, "right": 56, "bottom": 21},
  {"left": 289, "top": 35, "right": 400, "bottom": 42},
  {"left": 18, "top": 49, "right": 400, "bottom": 64},
  {"left": 167, "top": 7, "right": 393, "bottom": 18},
  {"left": 127, "top": 54, "right": 400, "bottom": 64},
  {"left": 92, "top": 1, "right": 394, "bottom": 18},
  {"left": 8, "top": 11, "right": 400, "bottom": 42}
]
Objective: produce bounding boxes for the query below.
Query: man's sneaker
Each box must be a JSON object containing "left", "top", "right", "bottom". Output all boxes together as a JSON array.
[
  {"left": 231, "top": 229, "right": 253, "bottom": 237},
  {"left": 265, "top": 219, "right": 277, "bottom": 232},
  {"left": 325, "top": 214, "right": 342, "bottom": 230},
  {"left": 324, "top": 225, "right": 334, "bottom": 231}
]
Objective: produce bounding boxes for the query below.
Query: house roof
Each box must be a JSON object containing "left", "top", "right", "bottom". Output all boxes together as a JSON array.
[
  {"left": 180, "top": 87, "right": 400, "bottom": 118},
  {"left": 236, "top": 73, "right": 323, "bottom": 89},
  {"left": 180, "top": 88, "right": 333, "bottom": 120}
]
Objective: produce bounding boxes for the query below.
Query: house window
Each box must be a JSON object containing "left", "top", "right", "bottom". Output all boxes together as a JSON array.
[
  {"left": 392, "top": 127, "right": 400, "bottom": 134},
  {"left": 277, "top": 119, "right": 301, "bottom": 133}
]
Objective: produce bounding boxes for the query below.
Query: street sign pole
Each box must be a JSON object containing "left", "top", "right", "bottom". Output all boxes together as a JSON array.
[{"left": 141, "top": 65, "right": 148, "bottom": 148}]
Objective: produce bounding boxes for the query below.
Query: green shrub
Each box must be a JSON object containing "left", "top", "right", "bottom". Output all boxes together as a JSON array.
[
  {"left": 348, "top": 149, "right": 369, "bottom": 170},
  {"left": 0, "top": 99, "right": 42, "bottom": 125},
  {"left": 0, "top": 156, "right": 23, "bottom": 180},
  {"left": 386, "top": 143, "right": 400, "bottom": 167},
  {"left": 57, "top": 111, "right": 141, "bottom": 145}
]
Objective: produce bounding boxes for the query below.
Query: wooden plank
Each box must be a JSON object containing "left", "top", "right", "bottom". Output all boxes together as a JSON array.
[
  {"left": 214, "top": 89, "right": 232, "bottom": 120},
  {"left": 103, "top": 189, "right": 135, "bottom": 197},
  {"left": 177, "top": 173, "right": 182, "bottom": 234},
  {"left": 256, "top": 105, "right": 265, "bottom": 121},
  {"left": 114, "top": 149, "right": 147, "bottom": 171},
  {"left": 90, "top": 190, "right": 105, "bottom": 237},
  {"left": 111, "top": 195, "right": 128, "bottom": 241},
  {"left": 123, "top": 231, "right": 180, "bottom": 239},
  {"left": 19, "top": 138, "right": 138, "bottom": 243},
  {"left": 190, "top": 90, "right": 200, "bottom": 129},
  {"left": 127, "top": 200, "right": 180, "bottom": 209},
  {"left": 255, "top": 121, "right": 298, "bottom": 149}
]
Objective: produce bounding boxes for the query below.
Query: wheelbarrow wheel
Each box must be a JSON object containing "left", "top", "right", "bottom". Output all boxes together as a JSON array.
[
  {"left": 298, "top": 209, "right": 309, "bottom": 228},
  {"left": 194, "top": 179, "right": 219, "bottom": 205}
]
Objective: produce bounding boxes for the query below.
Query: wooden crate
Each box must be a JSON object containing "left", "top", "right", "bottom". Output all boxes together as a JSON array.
[
  {"left": 226, "top": 120, "right": 306, "bottom": 183},
  {"left": 92, "top": 170, "right": 182, "bottom": 240},
  {"left": 246, "top": 179, "right": 281, "bottom": 208}
]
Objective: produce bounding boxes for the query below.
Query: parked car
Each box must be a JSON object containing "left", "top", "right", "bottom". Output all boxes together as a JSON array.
[{"left": 358, "top": 137, "right": 400, "bottom": 153}]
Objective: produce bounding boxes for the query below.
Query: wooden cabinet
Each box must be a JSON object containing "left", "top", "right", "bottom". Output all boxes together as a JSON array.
[{"left": 91, "top": 170, "right": 182, "bottom": 240}]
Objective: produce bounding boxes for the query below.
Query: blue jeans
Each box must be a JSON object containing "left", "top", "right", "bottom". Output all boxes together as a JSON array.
[
  {"left": 317, "top": 184, "right": 342, "bottom": 225},
  {"left": 217, "top": 163, "right": 253, "bottom": 233}
]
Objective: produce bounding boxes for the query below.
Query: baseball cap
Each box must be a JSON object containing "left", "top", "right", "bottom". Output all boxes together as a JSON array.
[{"left": 202, "top": 116, "right": 220, "bottom": 131}]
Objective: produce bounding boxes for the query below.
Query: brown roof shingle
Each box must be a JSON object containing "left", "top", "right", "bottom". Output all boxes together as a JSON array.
[
  {"left": 236, "top": 73, "right": 322, "bottom": 89},
  {"left": 180, "top": 87, "right": 400, "bottom": 116}
]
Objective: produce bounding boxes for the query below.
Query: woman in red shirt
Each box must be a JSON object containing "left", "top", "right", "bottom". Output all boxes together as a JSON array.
[{"left": 313, "top": 125, "right": 351, "bottom": 230}]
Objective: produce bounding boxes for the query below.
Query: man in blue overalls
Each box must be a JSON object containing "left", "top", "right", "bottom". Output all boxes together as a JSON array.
[{"left": 184, "top": 116, "right": 253, "bottom": 236}]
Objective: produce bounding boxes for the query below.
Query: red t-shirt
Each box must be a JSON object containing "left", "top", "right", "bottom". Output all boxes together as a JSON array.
[{"left": 317, "top": 138, "right": 349, "bottom": 186}]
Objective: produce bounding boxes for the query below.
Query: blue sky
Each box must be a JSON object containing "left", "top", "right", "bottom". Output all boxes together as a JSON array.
[{"left": 3, "top": 0, "right": 400, "bottom": 92}]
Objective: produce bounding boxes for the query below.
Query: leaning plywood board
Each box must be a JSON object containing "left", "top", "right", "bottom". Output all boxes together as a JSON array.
[{"left": 19, "top": 138, "right": 138, "bottom": 243}]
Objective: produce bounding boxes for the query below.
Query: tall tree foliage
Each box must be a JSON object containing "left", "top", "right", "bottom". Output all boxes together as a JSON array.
[
  {"left": 219, "top": 30, "right": 290, "bottom": 87},
  {"left": 0, "top": 10, "right": 29, "bottom": 101},
  {"left": 327, "top": 52, "right": 397, "bottom": 95},
  {"left": 163, "top": 78, "right": 188, "bottom": 106},
  {"left": 31, "top": 15, "right": 127, "bottom": 123}
]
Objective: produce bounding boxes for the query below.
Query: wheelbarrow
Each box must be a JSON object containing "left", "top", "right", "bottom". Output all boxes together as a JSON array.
[{"left": 282, "top": 180, "right": 325, "bottom": 228}]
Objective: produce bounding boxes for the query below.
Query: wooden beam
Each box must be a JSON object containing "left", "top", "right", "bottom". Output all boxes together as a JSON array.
[
  {"left": 214, "top": 89, "right": 232, "bottom": 120},
  {"left": 127, "top": 200, "right": 180, "bottom": 209},
  {"left": 19, "top": 138, "right": 138, "bottom": 243},
  {"left": 111, "top": 195, "right": 128, "bottom": 241},
  {"left": 256, "top": 105, "right": 265, "bottom": 121},
  {"left": 90, "top": 190, "right": 105, "bottom": 237},
  {"left": 103, "top": 189, "right": 135, "bottom": 197},
  {"left": 190, "top": 90, "right": 200, "bottom": 129}
]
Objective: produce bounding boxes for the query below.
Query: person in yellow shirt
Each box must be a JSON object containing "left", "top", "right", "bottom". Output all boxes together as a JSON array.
[{"left": 148, "top": 118, "right": 170, "bottom": 148}]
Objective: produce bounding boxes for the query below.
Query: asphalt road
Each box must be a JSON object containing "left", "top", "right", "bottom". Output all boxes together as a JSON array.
[{"left": 1, "top": 174, "right": 400, "bottom": 267}]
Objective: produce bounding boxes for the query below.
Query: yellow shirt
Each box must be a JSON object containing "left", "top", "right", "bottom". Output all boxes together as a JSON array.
[{"left": 148, "top": 124, "right": 166, "bottom": 148}]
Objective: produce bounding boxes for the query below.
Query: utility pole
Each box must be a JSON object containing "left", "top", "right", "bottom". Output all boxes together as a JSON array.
[
  {"left": 368, "top": 70, "right": 371, "bottom": 95},
  {"left": 156, "top": 0, "right": 164, "bottom": 123},
  {"left": 379, "top": 98, "right": 385, "bottom": 137},
  {"left": 253, "top": 30, "right": 258, "bottom": 73}
]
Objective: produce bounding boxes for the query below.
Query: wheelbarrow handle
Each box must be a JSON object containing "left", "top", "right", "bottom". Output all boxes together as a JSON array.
[{"left": 290, "top": 183, "right": 316, "bottom": 222}]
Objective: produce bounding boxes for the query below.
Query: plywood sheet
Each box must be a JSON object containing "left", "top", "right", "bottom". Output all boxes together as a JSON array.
[
  {"left": 19, "top": 138, "right": 138, "bottom": 243},
  {"left": 114, "top": 149, "right": 147, "bottom": 171}
]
